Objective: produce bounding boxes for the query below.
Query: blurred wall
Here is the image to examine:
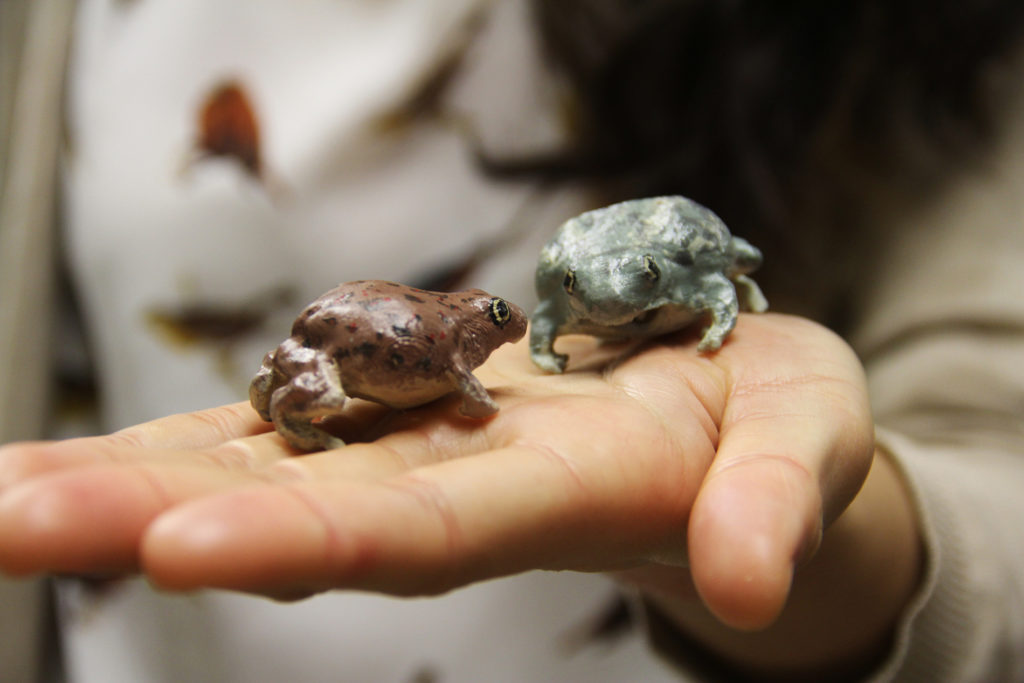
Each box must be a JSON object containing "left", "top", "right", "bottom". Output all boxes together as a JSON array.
[{"left": 1, "top": 0, "right": 76, "bottom": 680}]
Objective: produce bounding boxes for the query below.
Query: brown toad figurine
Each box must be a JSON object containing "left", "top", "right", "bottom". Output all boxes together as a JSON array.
[{"left": 250, "top": 280, "right": 527, "bottom": 451}]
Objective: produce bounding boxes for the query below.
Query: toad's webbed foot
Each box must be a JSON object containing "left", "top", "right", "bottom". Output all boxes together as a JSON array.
[
  {"left": 272, "top": 412, "right": 346, "bottom": 452},
  {"left": 530, "top": 348, "right": 568, "bottom": 374}
]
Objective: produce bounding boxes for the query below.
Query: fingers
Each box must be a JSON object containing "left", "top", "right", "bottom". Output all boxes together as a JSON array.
[
  {"left": 0, "top": 430, "right": 445, "bottom": 577},
  {"left": 140, "top": 397, "right": 710, "bottom": 596},
  {"left": 0, "top": 462, "right": 259, "bottom": 575},
  {"left": 0, "top": 396, "right": 529, "bottom": 581},
  {"left": 687, "top": 316, "right": 874, "bottom": 630},
  {"left": 0, "top": 416, "right": 517, "bottom": 580}
]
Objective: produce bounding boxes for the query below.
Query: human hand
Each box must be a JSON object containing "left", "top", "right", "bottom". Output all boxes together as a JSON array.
[{"left": 0, "top": 314, "right": 874, "bottom": 632}]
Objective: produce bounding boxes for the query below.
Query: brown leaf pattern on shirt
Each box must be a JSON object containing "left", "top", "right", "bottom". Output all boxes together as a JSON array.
[{"left": 194, "top": 81, "right": 263, "bottom": 178}]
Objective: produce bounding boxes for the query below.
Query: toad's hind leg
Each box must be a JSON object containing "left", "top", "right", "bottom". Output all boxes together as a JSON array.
[
  {"left": 269, "top": 367, "right": 348, "bottom": 451},
  {"left": 735, "top": 274, "right": 768, "bottom": 313},
  {"left": 249, "top": 351, "right": 279, "bottom": 421}
]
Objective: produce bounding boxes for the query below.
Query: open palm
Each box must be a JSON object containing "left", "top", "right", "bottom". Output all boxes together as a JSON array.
[{"left": 0, "top": 313, "right": 874, "bottom": 631}]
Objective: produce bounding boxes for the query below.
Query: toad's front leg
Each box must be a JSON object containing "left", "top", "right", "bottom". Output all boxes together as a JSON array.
[
  {"left": 529, "top": 301, "right": 570, "bottom": 374},
  {"left": 448, "top": 364, "right": 499, "bottom": 418}
]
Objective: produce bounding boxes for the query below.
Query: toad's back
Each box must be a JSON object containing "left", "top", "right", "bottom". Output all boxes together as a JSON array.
[{"left": 291, "top": 281, "right": 490, "bottom": 404}]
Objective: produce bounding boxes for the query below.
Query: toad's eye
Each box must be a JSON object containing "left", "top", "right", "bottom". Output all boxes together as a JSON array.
[
  {"left": 642, "top": 255, "right": 660, "bottom": 282},
  {"left": 563, "top": 269, "right": 577, "bottom": 295},
  {"left": 489, "top": 298, "right": 512, "bottom": 326}
]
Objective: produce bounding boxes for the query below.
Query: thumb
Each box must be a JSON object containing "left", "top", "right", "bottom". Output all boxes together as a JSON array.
[
  {"left": 688, "top": 330, "right": 873, "bottom": 629},
  {"left": 687, "top": 450, "right": 826, "bottom": 630}
]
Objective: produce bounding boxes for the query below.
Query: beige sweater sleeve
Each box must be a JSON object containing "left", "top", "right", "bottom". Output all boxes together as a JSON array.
[{"left": 848, "top": 106, "right": 1024, "bottom": 681}]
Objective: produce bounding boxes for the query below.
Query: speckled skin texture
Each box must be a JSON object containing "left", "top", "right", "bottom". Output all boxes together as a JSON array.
[
  {"left": 530, "top": 196, "right": 768, "bottom": 373},
  {"left": 250, "top": 281, "right": 527, "bottom": 450}
]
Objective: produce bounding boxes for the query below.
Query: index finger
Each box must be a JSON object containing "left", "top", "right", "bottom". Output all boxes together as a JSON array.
[
  {"left": 112, "top": 401, "right": 273, "bottom": 449},
  {"left": 0, "top": 403, "right": 276, "bottom": 490}
]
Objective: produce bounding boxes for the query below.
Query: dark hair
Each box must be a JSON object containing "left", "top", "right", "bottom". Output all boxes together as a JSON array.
[
  {"left": 528, "top": 1, "right": 1024, "bottom": 225},
  {"left": 477, "top": 1, "right": 1024, "bottom": 320}
]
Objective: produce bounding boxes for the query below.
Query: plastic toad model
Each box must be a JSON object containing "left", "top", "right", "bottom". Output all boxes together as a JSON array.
[
  {"left": 530, "top": 196, "right": 768, "bottom": 373},
  {"left": 250, "top": 280, "right": 527, "bottom": 451}
]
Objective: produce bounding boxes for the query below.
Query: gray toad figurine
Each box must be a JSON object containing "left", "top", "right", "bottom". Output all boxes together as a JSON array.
[
  {"left": 250, "top": 280, "right": 527, "bottom": 451},
  {"left": 530, "top": 196, "right": 768, "bottom": 373}
]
